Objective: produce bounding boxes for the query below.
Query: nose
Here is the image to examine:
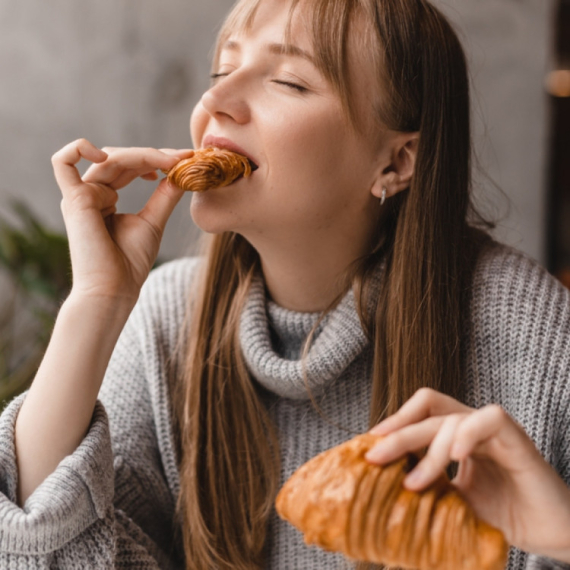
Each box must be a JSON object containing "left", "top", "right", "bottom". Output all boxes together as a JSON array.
[{"left": 200, "top": 73, "right": 251, "bottom": 125}]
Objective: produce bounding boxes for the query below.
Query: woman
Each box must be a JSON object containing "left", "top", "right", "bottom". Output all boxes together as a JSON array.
[{"left": 1, "top": 0, "right": 570, "bottom": 568}]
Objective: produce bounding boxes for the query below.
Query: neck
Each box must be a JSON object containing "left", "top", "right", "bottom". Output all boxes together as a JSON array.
[
  {"left": 238, "top": 199, "right": 382, "bottom": 312},
  {"left": 254, "top": 237, "right": 369, "bottom": 313}
]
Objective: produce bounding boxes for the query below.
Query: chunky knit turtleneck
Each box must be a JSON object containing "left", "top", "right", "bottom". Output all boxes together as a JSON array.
[
  {"left": 266, "top": 298, "right": 322, "bottom": 360},
  {"left": 1, "top": 244, "right": 570, "bottom": 570},
  {"left": 240, "top": 274, "right": 369, "bottom": 399}
]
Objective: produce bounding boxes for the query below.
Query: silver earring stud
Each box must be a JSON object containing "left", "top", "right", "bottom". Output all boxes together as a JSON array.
[{"left": 380, "top": 187, "right": 387, "bottom": 206}]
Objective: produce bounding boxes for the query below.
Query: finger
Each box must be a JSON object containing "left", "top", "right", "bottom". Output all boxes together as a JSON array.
[
  {"left": 83, "top": 148, "right": 181, "bottom": 186},
  {"left": 157, "top": 149, "right": 195, "bottom": 173},
  {"left": 62, "top": 184, "right": 118, "bottom": 219},
  {"left": 108, "top": 168, "right": 159, "bottom": 190},
  {"left": 137, "top": 179, "right": 185, "bottom": 238},
  {"left": 370, "top": 387, "right": 472, "bottom": 436},
  {"left": 403, "top": 413, "right": 466, "bottom": 490},
  {"left": 159, "top": 148, "right": 195, "bottom": 157},
  {"left": 101, "top": 205, "right": 117, "bottom": 218},
  {"left": 52, "top": 138, "right": 108, "bottom": 198},
  {"left": 449, "top": 404, "right": 532, "bottom": 465},
  {"left": 365, "top": 416, "right": 444, "bottom": 464}
]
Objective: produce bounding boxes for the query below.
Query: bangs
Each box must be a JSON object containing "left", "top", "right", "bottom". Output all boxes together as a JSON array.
[
  {"left": 212, "top": 0, "right": 260, "bottom": 67},
  {"left": 212, "top": 0, "right": 375, "bottom": 126}
]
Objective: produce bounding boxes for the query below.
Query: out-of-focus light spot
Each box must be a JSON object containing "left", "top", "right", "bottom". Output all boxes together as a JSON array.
[{"left": 546, "top": 70, "right": 570, "bottom": 97}]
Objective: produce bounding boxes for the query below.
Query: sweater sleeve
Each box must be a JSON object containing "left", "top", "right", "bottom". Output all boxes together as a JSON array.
[{"left": 0, "top": 260, "right": 194, "bottom": 569}]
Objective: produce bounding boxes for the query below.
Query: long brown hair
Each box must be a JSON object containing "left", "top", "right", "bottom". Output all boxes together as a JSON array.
[{"left": 173, "top": 1, "right": 491, "bottom": 568}]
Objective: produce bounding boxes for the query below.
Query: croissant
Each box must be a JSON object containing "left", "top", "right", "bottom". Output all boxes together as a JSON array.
[
  {"left": 163, "top": 147, "right": 253, "bottom": 192},
  {"left": 275, "top": 433, "right": 509, "bottom": 570}
]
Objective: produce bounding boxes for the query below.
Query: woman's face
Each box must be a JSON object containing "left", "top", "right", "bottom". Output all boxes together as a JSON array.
[{"left": 190, "top": 0, "right": 388, "bottom": 251}]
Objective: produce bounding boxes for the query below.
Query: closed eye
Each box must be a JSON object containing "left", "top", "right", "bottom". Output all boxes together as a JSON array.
[
  {"left": 210, "top": 72, "right": 229, "bottom": 86},
  {"left": 271, "top": 80, "right": 307, "bottom": 93},
  {"left": 209, "top": 73, "right": 308, "bottom": 93}
]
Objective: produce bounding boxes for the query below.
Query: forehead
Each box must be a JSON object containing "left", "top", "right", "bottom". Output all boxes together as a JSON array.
[
  {"left": 215, "top": 0, "right": 380, "bottom": 128},
  {"left": 217, "top": 0, "right": 313, "bottom": 55}
]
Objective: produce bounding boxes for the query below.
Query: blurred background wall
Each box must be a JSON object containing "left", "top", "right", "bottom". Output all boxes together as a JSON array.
[{"left": 0, "top": 0, "right": 556, "bottom": 263}]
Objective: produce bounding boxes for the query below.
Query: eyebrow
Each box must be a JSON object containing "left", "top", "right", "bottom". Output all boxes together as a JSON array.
[{"left": 222, "top": 40, "right": 316, "bottom": 66}]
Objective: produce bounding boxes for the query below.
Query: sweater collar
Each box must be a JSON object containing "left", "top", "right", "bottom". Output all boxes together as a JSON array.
[{"left": 239, "top": 273, "right": 372, "bottom": 400}]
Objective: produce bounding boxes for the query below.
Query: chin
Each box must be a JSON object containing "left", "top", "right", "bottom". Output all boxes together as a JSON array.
[{"left": 189, "top": 191, "right": 240, "bottom": 235}]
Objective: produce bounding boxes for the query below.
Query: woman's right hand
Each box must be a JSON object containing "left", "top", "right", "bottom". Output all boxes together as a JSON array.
[{"left": 52, "top": 138, "right": 194, "bottom": 305}]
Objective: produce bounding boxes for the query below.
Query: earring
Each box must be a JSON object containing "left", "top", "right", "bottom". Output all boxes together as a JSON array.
[{"left": 380, "top": 187, "right": 387, "bottom": 206}]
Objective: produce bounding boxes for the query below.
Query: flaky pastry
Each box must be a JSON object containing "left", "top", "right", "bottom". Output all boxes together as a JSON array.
[
  {"left": 164, "top": 147, "right": 253, "bottom": 192},
  {"left": 275, "top": 433, "right": 509, "bottom": 570}
]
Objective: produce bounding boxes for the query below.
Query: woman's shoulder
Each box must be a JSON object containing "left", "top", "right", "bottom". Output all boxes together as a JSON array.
[
  {"left": 471, "top": 240, "right": 570, "bottom": 320},
  {"left": 466, "top": 242, "right": 570, "bottom": 462},
  {"left": 467, "top": 240, "right": 570, "bottom": 400}
]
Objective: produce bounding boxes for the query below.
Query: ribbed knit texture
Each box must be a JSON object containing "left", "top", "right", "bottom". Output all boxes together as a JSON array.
[
  {"left": 1, "top": 243, "right": 569, "bottom": 569},
  {"left": 240, "top": 273, "right": 368, "bottom": 400}
]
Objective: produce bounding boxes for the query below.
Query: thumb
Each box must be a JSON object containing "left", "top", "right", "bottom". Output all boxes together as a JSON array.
[{"left": 138, "top": 179, "right": 185, "bottom": 237}]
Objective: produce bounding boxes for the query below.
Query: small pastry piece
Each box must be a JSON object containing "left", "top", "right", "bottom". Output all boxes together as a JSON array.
[
  {"left": 164, "top": 147, "right": 253, "bottom": 192},
  {"left": 275, "top": 433, "right": 509, "bottom": 570}
]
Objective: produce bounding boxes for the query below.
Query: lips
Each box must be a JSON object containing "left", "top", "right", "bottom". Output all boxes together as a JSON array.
[
  {"left": 201, "top": 135, "right": 259, "bottom": 171},
  {"left": 202, "top": 135, "right": 259, "bottom": 172}
]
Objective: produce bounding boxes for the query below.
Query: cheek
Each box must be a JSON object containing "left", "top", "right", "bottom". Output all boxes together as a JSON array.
[
  {"left": 263, "top": 105, "right": 345, "bottom": 181},
  {"left": 260, "top": 102, "right": 364, "bottom": 207},
  {"left": 189, "top": 102, "right": 208, "bottom": 148}
]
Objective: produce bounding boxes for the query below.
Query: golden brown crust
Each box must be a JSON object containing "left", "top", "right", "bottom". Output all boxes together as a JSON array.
[
  {"left": 164, "top": 147, "right": 252, "bottom": 192},
  {"left": 275, "top": 433, "right": 509, "bottom": 570},
  {"left": 348, "top": 465, "right": 379, "bottom": 560}
]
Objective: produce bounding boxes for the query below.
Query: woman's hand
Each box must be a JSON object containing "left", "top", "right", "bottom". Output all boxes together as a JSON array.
[
  {"left": 365, "top": 387, "right": 570, "bottom": 563},
  {"left": 52, "top": 138, "right": 194, "bottom": 305}
]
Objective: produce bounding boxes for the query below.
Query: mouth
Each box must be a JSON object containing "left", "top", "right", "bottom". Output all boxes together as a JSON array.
[{"left": 201, "top": 134, "right": 259, "bottom": 172}]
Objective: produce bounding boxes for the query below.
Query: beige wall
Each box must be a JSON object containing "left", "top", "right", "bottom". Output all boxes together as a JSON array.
[
  {"left": 435, "top": 0, "right": 554, "bottom": 262},
  {"left": 0, "top": 0, "right": 554, "bottom": 262}
]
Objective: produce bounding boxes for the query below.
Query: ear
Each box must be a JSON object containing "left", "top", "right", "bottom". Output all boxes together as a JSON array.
[{"left": 370, "top": 132, "right": 419, "bottom": 200}]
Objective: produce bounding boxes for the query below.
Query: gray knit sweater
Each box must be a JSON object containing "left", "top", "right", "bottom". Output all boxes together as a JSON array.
[{"left": 1, "top": 243, "right": 570, "bottom": 569}]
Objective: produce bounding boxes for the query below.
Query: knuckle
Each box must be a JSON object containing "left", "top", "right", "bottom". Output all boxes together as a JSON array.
[
  {"left": 72, "top": 137, "right": 89, "bottom": 151},
  {"left": 52, "top": 138, "right": 85, "bottom": 163},
  {"left": 420, "top": 453, "right": 437, "bottom": 471},
  {"left": 456, "top": 419, "right": 476, "bottom": 441},
  {"left": 416, "top": 387, "right": 435, "bottom": 403},
  {"left": 69, "top": 192, "right": 99, "bottom": 211},
  {"left": 140, "top": 156, "right": 152, "bottom": 168},
  {"left": 51, "top": 147, "right": 66, "bottom": 164},
  {"left": 485, "top": 404, "right": 507, "bottom": 422},
  {"left": 385, "top": 432, "right": 404, "bottom": 449},
  {"left": 446, "top": 413, "right": 463, "bottom": 425}
]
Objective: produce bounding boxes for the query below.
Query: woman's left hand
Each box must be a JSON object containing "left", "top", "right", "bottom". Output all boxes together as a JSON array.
[{"left": 365, "top": 387, "right": 570, "bottom": 564}]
